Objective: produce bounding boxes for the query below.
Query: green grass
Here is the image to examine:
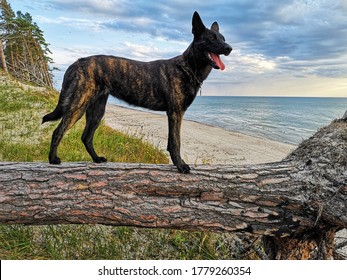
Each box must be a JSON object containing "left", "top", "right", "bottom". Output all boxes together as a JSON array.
[
  {"left": 0, "top": 225, "right": 247, "bottom": 260},
  {"left": 0, "top": 72, "right": 253, "bottom": 260}
]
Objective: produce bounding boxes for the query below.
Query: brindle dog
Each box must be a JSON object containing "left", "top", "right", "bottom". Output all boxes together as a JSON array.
[{"left": 43, "top": 11, "right": 232, "bottom": 173}]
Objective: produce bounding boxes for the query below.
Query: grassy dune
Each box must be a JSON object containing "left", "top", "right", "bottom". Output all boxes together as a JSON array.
[{"left": 0, "top": 73, "right": 251, "bottom": 260}]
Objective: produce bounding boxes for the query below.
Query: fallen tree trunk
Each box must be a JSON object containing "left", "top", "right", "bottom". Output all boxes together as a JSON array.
[{"left": 0, "top": 115, "right": 346, "bottom": 259}]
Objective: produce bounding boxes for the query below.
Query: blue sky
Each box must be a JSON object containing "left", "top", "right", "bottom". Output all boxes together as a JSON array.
[{"left": 10, "top": 0, "right": 347, "bottom": 97}]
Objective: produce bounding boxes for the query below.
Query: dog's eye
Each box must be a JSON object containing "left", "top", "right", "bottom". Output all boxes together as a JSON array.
[{"left": 209, "top": 34, "right": 217, "bottom": 40}]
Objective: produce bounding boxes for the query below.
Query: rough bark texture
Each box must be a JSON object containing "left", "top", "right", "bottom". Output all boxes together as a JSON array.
[
  {"left": 0, "top": 37, "right": 8, "bottom": 73},
  {"left": 0, "top": 116, "right": 346, "bottom": 259}
]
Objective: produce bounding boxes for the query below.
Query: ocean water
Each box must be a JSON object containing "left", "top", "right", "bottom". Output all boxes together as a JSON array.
[{"left": 108, "top": 96, "right": 347, "bottom": 145}]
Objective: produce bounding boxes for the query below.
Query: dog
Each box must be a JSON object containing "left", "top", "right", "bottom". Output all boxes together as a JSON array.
[{"left": 42, "top": 11, "right": 232, "bottom": 173}]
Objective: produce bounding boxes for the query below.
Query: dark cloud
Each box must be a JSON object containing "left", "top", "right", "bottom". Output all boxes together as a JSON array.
[
  {"left": 26, "top": 0, "right": 347, "bottom": 79},
  {"left": 45, "top": 1, "right": 347, "bottom": 54},
  {"left": 216, "top": 1, "right": 347, "bottom": 60},
  {"left": 35, "top": 0, "right": 233, "bottom": 38}
]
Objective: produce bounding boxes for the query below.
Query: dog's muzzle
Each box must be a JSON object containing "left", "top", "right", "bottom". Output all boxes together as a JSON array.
[
  {"left": 208, "top": 44, "right": 232, "bottom": 71},
  {"left": 224, "top": 44, "right": 232, "bottom": 56}
]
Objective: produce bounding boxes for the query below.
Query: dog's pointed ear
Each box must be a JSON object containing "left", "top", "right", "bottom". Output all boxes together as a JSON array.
[
  {"left": 211, "top": 22, "right": 219, "bottom": 32},
  {"left": 192, "top": 11, "right": 206, "bottom": 37}
]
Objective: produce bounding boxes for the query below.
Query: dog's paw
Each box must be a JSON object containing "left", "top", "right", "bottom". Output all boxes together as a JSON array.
[
  {"left": 94, "top": 156, "right": 107, "bottom": 163},
  {"left": 49, "top": 156, "right": 61, "bottom": 164},
  {"left": 177, "top": 163, "right": 191, "bottom": 174}
]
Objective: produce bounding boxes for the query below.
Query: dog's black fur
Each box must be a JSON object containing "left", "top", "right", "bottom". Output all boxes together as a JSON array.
[{"left": 42, "top": 12, "right": 232, "bottom": 173}]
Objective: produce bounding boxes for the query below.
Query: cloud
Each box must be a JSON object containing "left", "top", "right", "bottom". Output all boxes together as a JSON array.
[
  {"left": 241, "top": 0, "right": 347, "bottom": 61},
  {"left": 31, "top": 0, "right": 230, "bottom": 39},
  {"left": 235, "top": 51, "right": 277, "bottom": 74},
  {"left": 19, "top": 0, "right": 347, "bottom": 94},
  {"left": 42, "top": 1, "right": 346, "bottom": 75},
  {"left": 36, "top": 15, "right": 104, "bottom": 31},
  {"left": 43, "top": 0, "right": 190, "bottom": 23},
  {"left": 102, "top": 19, "right": 186, "bottom": 42},
  {"left": 43, "top": 0, "right": 129, "bottom": 16},
  {"left": 278, "top": 54, "right": 347, "bottom": 78}
]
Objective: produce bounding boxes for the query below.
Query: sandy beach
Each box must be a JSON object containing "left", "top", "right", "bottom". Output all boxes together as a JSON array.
[{"left": 104, "top": 104, "right": 296, "bottom": 165}]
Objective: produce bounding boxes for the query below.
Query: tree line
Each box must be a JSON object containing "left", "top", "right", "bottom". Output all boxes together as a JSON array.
[{"left": 0, "top": 0, "right": 54, "bottom": 88}]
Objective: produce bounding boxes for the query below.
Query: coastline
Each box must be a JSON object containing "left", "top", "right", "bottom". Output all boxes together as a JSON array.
[{"left": 104, "top": 104, "right": 296, "bottom": 165}]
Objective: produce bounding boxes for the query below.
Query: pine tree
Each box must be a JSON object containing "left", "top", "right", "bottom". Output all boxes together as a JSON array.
[
  {"left": 0, "top": 0, "right": 14, "bottom": 73},
  {"left": 0, "top": 0, "right": 54, "bottom": 88}
]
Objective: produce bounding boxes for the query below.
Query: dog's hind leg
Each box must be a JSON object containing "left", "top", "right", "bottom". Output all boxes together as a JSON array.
[
  {"left": 49, "top": 108, "right": 86, "bottom": 164},
  {"left": 167, "top": 111, "right": 191, "bottom": 173},
  {"left": 82, "top": 94, "right": 108, "bottom": 163}
]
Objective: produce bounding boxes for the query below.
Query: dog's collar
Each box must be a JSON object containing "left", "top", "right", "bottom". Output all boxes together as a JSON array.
[
  {"left": 179, "top": 60, "right": 203, "bottom": 87},
  {"left": 187, "top": 64, "right": 203, "bottom": 86}
]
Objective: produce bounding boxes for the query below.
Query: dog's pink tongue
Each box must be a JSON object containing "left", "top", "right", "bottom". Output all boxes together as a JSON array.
[{"left": 209, "top": 52, "right": 225, "bottom": 70}]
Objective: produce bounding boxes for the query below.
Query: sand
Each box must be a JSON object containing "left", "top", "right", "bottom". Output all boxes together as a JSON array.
[{"left": 104, "top": 104, "right": 296, "bottom": 165}]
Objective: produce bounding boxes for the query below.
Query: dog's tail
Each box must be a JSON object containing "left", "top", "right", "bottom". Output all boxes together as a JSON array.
[
  {"left": 42, "top": 105, "right": 63, "bottom": 124},
  {"left": 42, "top": 91, "right": 66, "bottom": 123},
  {"left": 42, "top": 69, "right": 72, "bottom": 124}
]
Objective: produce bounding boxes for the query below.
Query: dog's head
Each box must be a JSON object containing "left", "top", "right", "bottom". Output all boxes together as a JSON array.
[{"left": 192, "top": 11, "right": 232, "bottom": 70}]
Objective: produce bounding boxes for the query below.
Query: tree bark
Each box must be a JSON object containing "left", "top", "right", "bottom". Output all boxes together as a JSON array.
[
  {"left": 0, "top": 36, "right": 8, "bottom": 73},
  {"left": 0, "top": 115, "right": 346, "bottom": 259}
]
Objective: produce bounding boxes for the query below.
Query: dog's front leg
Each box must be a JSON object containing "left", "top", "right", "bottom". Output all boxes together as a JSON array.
[{"left": 167, "top": 111, "right": 191, "bottom": 174}]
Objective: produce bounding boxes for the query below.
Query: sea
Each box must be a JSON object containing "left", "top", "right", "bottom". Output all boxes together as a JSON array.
[{"left": 108, "top": 96, "right": 347, "bottom": 145}]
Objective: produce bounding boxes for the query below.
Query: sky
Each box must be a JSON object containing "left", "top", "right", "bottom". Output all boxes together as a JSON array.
[{"left": 9, "top": 0, "right": 347, "bottom": 97}]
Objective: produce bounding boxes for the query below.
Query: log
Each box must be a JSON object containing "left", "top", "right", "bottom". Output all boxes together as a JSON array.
[{"left": 0, "top": 115, "right": 346, "bottom": 259}]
